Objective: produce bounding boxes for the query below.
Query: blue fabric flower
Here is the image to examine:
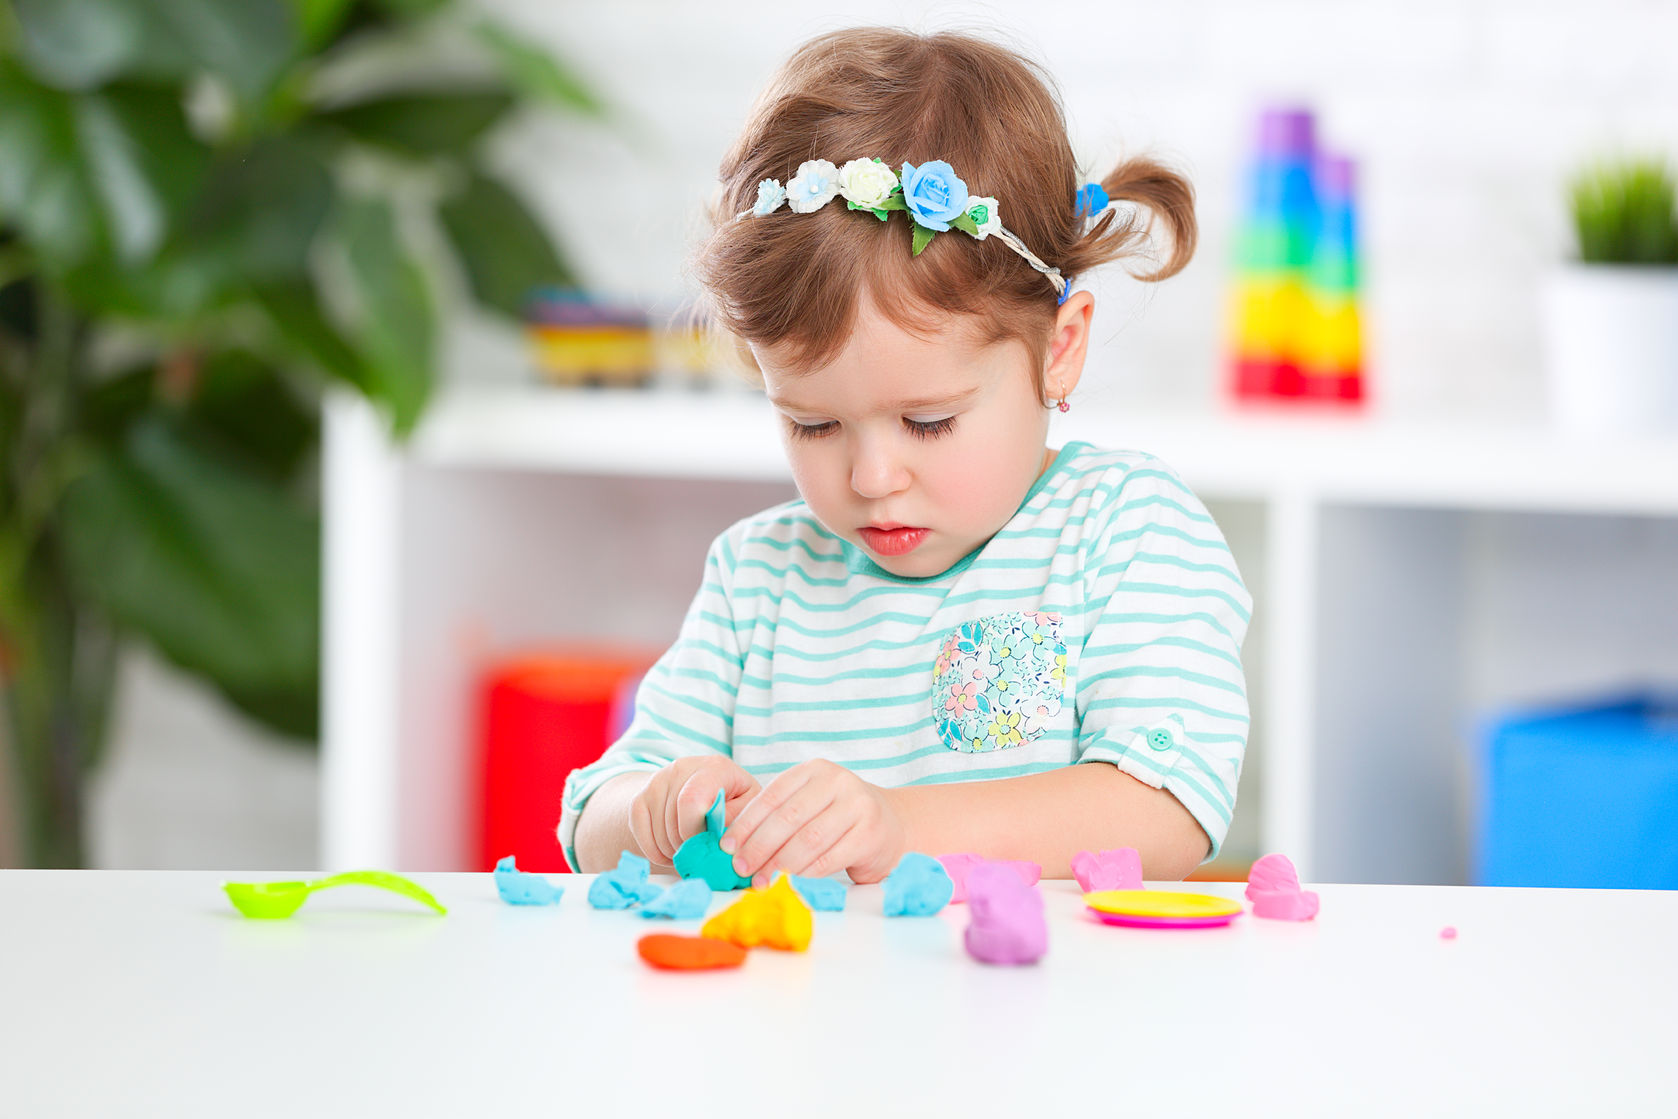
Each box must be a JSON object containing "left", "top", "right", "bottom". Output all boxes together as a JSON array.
[
  {"left": 753, "top": 178, "right": 787, "bottom": 216},
  {"left": 1075, "top": 182, "right": 1110, "bottom": 220},
  {"left": 899, "top": 160, "right": 969, "bottom": 231}
]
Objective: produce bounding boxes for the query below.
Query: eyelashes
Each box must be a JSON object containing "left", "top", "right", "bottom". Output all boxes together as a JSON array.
[{"left": 785, "top": 417, "right": 958, "bottom": 442}]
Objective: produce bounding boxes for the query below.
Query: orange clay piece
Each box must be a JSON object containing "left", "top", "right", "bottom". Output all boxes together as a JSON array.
[
  {"left": 637, "top": 933, "right": 748, "bottom": 971},
  {"left": 700, "top": 873, "right": 814, "bottom": 952}
]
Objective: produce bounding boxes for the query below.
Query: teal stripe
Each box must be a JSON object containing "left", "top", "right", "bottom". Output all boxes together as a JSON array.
[
  {"left": 642, "top": 680, "right": 733, "bottom": 729},
  {"left": 734, "top": 691, "right": 924, "bottom": 716},
  {"left": 1084, "top": 695, "right": 1250, "bottom": 724},
  {"left": 743, "top": 534, "right": 845, "bottom": 565},
  {"left": 668, "top": 665, "right": 738, "bottom": 691},
  {"left": 1103, "top": 551, "right": 1244, "bottom": 585},
  {"left": 1118, "top": 493, "right": 1217, "bottom": 525},
  {"left": 740, "top": 740, "right": 951, "bottom": 776},
  {"left": 641, "top": 708, "right": 730, "bottom": 753},
  {"left": 1089, "top": 610, "right": 1238, "bottom": 644},
  {"left": 1083, "top": 637, "right": 1243, "bottom": 670},
  {"left": 733, "top": 717, "right": 928, "bottom": 746},
  {"left": 718, "top": 534, "right": 737, "bottom": 574},
  {"left": 1076, "top": 665, "right": 1247, "bottom": 699},
  {"left": 736, "top": 558, "right": 851, "bottom": 587},
  {"left": 1097, "top": 581, "right": 1252, "bottom": 623}
]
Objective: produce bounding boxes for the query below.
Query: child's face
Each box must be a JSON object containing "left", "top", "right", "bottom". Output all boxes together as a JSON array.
[{"left": 755, "top": 302, "right": 1054, "bottom": 578}]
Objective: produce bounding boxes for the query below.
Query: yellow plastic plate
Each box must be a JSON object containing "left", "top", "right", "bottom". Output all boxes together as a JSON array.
[{"left": 1084, "top": 889, "right": 1243, "bottom": 928}]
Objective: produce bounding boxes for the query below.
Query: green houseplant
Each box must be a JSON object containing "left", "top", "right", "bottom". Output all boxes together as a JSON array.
[
  {"left": 0, "top": 0, "right": 596, "bottom": 866},
  {"left": 1542, "top": 157, "right": 1678, "bottom": 435}
]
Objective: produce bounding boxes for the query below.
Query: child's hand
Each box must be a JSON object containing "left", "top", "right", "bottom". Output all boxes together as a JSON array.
[
  {"left": 720, "top": 759, "right": 906, "bottom": 885},
  {"left": 630, "top": 755, "right": 761, "bottom": 868}
]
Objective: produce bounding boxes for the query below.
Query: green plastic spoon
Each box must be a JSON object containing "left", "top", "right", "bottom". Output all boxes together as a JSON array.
[{"left": 224, "top": 870, "right": 447, "bottom": 919}]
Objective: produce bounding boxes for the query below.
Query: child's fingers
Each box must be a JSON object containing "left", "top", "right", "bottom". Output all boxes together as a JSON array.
[
  {"left": 755, "top": 809, "right": 860, "bottom": 883},
  {"left": 674, "top": 773, "right": 725, "bottom": 845},
  {"left": 726, "top": 773, "right": 832, "bottom": 879},
  {"left": 630, "top": 795, "right": 665, "bottom": 866},
  {"left": 720, "top": 766, "right": 807, "bottom": 853}
]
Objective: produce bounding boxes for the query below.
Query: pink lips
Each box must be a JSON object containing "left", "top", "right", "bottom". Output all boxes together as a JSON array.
[{"left": 858, "top": 525, "right": 929, "bottom": 556}]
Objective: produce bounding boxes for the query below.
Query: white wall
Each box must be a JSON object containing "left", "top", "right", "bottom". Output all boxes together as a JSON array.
[{"left": 91, "top": 0, "right": 1678, "bottom": 870}]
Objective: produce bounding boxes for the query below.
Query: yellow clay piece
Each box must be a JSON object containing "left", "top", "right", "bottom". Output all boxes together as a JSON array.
[{"left": 700, "top": 873, "right": 814, "bottom": 952}]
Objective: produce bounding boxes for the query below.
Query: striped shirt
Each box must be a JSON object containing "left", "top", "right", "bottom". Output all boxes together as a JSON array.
[{"left": 559, "top": 441, "right": 1252, "bottom": 870}]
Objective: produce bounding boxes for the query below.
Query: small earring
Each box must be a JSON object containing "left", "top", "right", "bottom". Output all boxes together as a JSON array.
[{"left": 1057, "top": 396, "right": 1070, "bottom": 413}]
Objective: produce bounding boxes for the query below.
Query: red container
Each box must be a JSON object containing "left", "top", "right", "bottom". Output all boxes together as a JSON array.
[{"left": 477, "top": 649, "right": 655, "bottom": 872}]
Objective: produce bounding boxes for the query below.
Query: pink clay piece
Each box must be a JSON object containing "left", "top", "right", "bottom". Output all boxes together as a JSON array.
[
  {"left": 938, "top": 854, "right": 1043, "bottom": 904},
  {"left": 1245, "top": 854, "right": 1318, "bottom": 921},
  {"left": 964, "top": 863, "right": 1047, "bottom": 965},
  {"left": 1248, "top": 888, "right": 1319, "bottom": 921},
  {"left": 1245, "top": 853, "right": 1304, "bottom": 897},
  {"left": 1071, "top": 847, "right": 1143, "bottom": 893},
  {"left": 1440, "top": 926, "right": 1458, "bottom": 940}
]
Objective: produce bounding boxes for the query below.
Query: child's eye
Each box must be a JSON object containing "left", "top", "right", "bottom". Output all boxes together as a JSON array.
[
  {"left": 786, "top": 417, "right": 837, "bottom": 441},
  {"left": 905, "top": 415, "right": 957, "bottom": 440}
]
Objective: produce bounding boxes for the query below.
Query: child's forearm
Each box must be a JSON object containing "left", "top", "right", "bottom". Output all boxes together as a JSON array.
[
  {"left": 571, "top": 772, "right": 657, "bottom": 873},
  {"left": 881, "top": 762, "right": 1210, "bottom": 880}
]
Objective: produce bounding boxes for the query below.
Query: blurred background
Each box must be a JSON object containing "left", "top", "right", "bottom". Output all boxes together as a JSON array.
[{"left": 2, "top": 0, "right": 1675, "bottom": 886}]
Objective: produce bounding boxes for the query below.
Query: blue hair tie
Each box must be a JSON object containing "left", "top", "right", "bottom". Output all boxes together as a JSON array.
[{"left": 1074, "top": 182, "right": 1109, "bottom": 221}]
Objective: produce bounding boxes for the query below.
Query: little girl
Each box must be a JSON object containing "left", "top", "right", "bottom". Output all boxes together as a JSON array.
[{"left": 562, "top": 28, "right": 1251, "bottom": 884}]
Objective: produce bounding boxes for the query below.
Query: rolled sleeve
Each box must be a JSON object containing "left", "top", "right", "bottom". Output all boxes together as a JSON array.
[
  {"left": 1073, "top": 461, "right": 1252, "bottom": 862},
  {"left": 556, "top": 532, "right": 747, "bottom": 869}
]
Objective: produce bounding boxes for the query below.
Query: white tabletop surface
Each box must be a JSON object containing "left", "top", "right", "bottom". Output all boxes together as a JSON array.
[{"left": 3, "top": 871, "right": 1675, "bottom": 1117}]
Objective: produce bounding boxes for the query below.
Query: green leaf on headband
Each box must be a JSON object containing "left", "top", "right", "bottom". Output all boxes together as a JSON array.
[
  {"left": 846, "top": 200, "right": 891, "bottom": 221},
  {"left": 877, "top": 194, "right": 907, "bottom": 211},
  {"left": 950, "top": 212, "right": 980, "bottom": 236},
  {"left": 910, "top": 221, "right": 937, "bottom": 256}
]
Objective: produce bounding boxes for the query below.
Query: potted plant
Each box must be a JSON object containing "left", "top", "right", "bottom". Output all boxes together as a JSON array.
[
  {"left": 0, "top": 0, "right": 598, "bottom": 866},
  {"left": 1542, "top": 157, "right": 1678, "bottom": 435}
]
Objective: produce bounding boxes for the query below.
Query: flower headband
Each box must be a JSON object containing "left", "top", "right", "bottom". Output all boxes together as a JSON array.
[{"left": 738, "top": 158, "right": 1108, "bottom": 304}]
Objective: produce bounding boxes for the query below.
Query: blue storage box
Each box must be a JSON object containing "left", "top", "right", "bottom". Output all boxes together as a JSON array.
[{"left": 1475, "top": 693, "right": 1678, "bottom": 889}]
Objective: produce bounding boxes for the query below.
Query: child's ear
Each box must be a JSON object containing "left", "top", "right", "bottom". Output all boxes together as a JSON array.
[{"left": 1046, "top": 290, "right": 1094, "bottom": 400}]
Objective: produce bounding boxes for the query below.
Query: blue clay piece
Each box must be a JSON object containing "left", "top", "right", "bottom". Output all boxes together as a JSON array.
[
  {"left": 588, "top": 850, "right": 662, "bottom": 910},
  {"left": 639, "top": 878, "right": 713, "bottom": 920},
  {"left": 790, "top": 875, "right": 847, "bottom": 911},
  {"left": 883, "top": 852, "right": 954, "bottom": 917},
  {"left": 673, "top": 790, "right": 752, "bottom": 891},
  {"left": 494, "top": 855, "right": 565, "bottom": 906}
]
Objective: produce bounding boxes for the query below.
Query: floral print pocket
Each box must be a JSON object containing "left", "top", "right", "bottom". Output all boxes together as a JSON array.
[{"left": 932, "top": 611, "right": 1069, "bottom": 753}]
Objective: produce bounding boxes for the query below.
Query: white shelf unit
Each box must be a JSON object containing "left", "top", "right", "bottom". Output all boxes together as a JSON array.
[{"left": 323, "top": 385, "right": 1678, "bottom": 882}]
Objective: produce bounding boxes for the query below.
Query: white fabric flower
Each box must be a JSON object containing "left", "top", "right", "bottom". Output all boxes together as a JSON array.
[
  {"left": 837, "top": 158, "right": 898, "bottom": 210},
  {"left": 786, "top": 159, "right": 840, "bottom": 213},
  {"left": 753, "top": 179, "right": 787, "bottom": 216},
  {"left": 964, "top": 196, "right": 1002, "bottom": 240}
]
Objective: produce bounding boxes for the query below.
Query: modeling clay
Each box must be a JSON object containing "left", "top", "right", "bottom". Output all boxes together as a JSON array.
[
  {"left": 789, "top": 875, "right": 847, "bottom": 911},
  {"left": 1244, "top": 853, "right": 1320, "bottom": 921},
  {"left": 1440, "top": 926, "right": 1458, "bottom": 940},
  {"left": 673, "top": 790, "right": 752, "bottom": 891},
  {"left": 638, "top": 933, "right": 748, "bottom": 971},
  {"left": 640, "top": 878, "right": 713, "bottom": 920},
  {"left": 884, "top": 852, "right": 954, "bottom": 916},
  {"left": 700, "top": 874, "right": 813, "bottom": 951},
  {"left": 493, "top": 856, "right": 565, "bottom": 906},
  {"left": 1070, "top": 847, "right": 1143, "bottom": 893},
  {"left": 588, "top": 851, "right": 664, "bottom": 910},
  {"left": 936, "top": 853, "right": 1041, "bottom": 903},
  {"left": 964, "top": 862, "right": 1048, "bottom": 965}
]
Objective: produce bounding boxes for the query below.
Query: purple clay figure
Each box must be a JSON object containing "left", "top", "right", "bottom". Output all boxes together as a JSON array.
[{"left": 964, "top": 862, "right": 1047, "bottom": 965}]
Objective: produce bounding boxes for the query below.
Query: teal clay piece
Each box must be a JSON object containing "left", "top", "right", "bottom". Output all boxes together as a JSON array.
[
  {"left": 494, "top": 855, "right": 564, "bottom": 906},
  {"left": 790, "top": 875, "right": 847, "bottom": 911},
  {"left": 883, "top": 852, "right": 954, "bottom": 917},
  {"left": 673, "top": 790, "right": 752, "bottom": 891},
  {"left": 588, "top": 851, "right": 664, "bottom": 910},
  {"left": 639, "top": 878, "right": 713, "bottom": 920}
]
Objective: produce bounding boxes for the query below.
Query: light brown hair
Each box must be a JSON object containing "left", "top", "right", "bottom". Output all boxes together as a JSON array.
[{"left": 693, "top": 28, "right": 1197, "bottom": 404}]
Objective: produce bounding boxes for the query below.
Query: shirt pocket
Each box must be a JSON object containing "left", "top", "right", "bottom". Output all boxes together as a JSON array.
[{"left": 931, "top": 611, "right": 1070, "bottom": 753}]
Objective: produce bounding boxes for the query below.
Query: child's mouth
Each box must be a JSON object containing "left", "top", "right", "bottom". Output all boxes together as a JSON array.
[{"left": 859, "top": 525, "right": 929, "bottom": 556}]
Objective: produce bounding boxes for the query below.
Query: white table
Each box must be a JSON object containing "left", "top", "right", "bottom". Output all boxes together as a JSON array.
[{"left": 3, "top": 872, "right": 1674, "bottom": 1116}]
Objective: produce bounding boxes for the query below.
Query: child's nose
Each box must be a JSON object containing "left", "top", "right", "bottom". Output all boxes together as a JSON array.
[{"left": 849, "top": 438, "right": 909, "bottom": 499}]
